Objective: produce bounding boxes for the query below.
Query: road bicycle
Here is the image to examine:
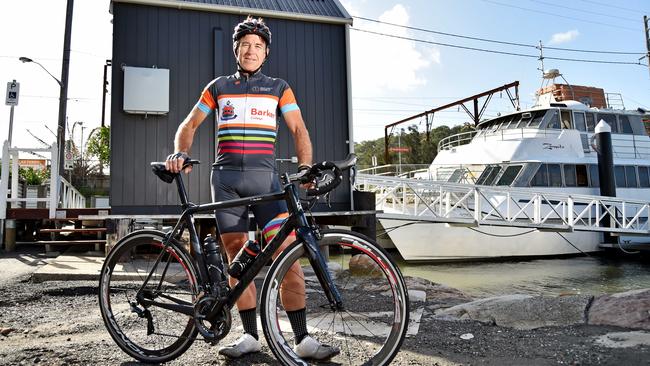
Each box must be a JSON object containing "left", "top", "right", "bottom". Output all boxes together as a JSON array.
[{"left": 98, "top": 154, "right": 409, "bottom": 365}]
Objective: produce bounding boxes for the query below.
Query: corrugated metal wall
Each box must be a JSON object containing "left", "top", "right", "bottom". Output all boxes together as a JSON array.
[{"left": 111, "top": 3, "right": 350, "bottom": 214}]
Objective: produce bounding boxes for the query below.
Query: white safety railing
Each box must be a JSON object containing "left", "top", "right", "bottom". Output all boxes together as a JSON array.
[
  {"left": 0, "top": 140, "right": 85, "bottom": 219},
  {"left": 356, "top": 173, "right": 650, "bottom": 235},
  {"left": 60, "top": 175, "right": 86, "bottom": 208}
]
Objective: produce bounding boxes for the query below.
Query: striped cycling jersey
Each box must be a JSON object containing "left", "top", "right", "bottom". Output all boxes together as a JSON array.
[{"left": 196, "top": 71, "right": 300, "bottom": 171}]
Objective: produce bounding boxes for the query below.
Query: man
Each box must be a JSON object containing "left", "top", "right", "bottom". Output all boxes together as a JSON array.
[{"left": 165, "top": 16, "right": 339, "bottom": 360}]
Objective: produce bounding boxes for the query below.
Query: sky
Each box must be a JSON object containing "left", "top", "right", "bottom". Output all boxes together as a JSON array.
[{"left": 1, "top": 0, "right": 650, "bottom": 159}]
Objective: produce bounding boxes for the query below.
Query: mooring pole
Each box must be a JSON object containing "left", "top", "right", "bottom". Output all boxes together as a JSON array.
[{"left": 594, "top": 120, "right": 617, "bottom": 245}]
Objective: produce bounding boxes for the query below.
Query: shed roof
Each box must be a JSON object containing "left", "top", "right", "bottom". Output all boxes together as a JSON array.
[{"left": 111, "top": 0, "right": 353, "bottom": 25}]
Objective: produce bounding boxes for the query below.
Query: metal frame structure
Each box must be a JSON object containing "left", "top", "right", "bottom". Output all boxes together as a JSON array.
[{"left": 383, "top": 81, "right": 520, "bottom": 162}]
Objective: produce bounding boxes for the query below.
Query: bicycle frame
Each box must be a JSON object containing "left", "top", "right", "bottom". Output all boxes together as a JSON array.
[{"left": 138, "top": 171, "right": 344, "bottom": 322}]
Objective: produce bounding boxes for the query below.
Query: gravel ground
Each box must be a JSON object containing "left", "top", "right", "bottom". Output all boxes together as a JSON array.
[{"left": 1, "top": 251, "right": 649, "bottom": 365}]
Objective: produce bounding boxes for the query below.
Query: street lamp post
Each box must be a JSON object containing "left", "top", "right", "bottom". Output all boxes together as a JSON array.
[
  {"left": 18, "top": 0, "right": 73, "bottom": 178},
  {"left": 19, "top": 55, "right": 68, "bottom": 177}
]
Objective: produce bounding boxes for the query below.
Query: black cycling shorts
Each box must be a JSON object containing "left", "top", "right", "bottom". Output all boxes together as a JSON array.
[{"left": 210, "top": 168, "right": 288, "bottom": 234}]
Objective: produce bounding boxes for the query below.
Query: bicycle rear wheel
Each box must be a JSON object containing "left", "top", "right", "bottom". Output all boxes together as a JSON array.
[
  {"left": 98, "top": 230, "right": 199, "bottom": 363},
  {"left": 260, "top": 229, "right": 409, "bottom": 366}
]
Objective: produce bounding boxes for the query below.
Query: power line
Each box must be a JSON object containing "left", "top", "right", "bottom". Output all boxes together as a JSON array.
[
  {"left": 481, "top": 0, "right": 640, "bottom": 32},
  {"left": 352, "top": 16, "right": 645, "bottom": 55},
  {"left": 352, "top": 28, "right": 538, "bottom": 58},
  {"left": 350, "top": 28, "right": 647, "bottom": 66},
  {"left": 576, "top": 0, "right": 644, "bottom": 14},
  {"left": 353, "top": 16, "right": 535, "bottom": 49},
  {"left": 527, "top": 0, "right": 639, "bottom": 23}
]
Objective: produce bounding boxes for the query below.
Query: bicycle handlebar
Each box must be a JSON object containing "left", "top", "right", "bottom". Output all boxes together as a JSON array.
[
  {"left": 287, "top": 153, "right": 357, "bottom": 196},
  {"left": 151, "top": 153, "right": 356, "bottom": 197}
]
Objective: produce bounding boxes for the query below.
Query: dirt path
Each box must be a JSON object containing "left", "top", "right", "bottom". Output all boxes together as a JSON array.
[{"left": 0, "top": 269, "right": 649, "bottom": 365}]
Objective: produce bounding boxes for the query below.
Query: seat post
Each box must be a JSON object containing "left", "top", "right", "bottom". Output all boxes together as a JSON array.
[{"left": 175, "top": 174, "right": 190, "bottom": 208}]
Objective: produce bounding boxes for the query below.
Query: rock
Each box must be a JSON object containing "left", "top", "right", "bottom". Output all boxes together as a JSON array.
[
  {"left": 435, "top": 294, "right": 593, "bottom": 330},
  {"left": 408, "top": 289, "right": 426, "bottom": 303},
  {"left": 405, "top": 276, "right": 473, "bottom": 309},
  {"left": 0, "top": 327, "right": 15, "bottom": 336},
  {"left": 595, "top": 331, "right": 650, "bottom": 348},
  {"left": 588, "top": 288, "right": 650, "bottom": 330},
  {"left": 349, "top": 254, "right": 383, "bottom": 277}
]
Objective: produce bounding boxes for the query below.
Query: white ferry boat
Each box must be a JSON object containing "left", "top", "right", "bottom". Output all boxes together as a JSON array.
[{"left": 374, "top": 76, "right": 650, "bottom": 261}]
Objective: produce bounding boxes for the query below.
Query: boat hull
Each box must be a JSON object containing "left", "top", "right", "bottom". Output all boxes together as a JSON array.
[{"left": 378, "top": 218, "right": 602, "bottom": 261}]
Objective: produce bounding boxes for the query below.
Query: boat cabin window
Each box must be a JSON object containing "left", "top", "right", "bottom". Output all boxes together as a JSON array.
[
  {"left": 564, "top": 164, "right": 577, "bottom": 186},
  {"left": 615, "top": 166, "right": 625, "bottom": 187},
  {"left": 585, "top": 113, "right": 596, "bottom": 132},
  {"left": 597, "top": 113, "right": 618, "bottom": 133},
  {"left": 530, "top": 164, "right": 549, "bottom": 186},
  {"left": 496, "top": 165, "right": 522, "bottom": 186},
  {"left": 619, "top": 115, "right": 633, "bottom": 134},
  {"left": 626, "top": 166, "right": 638, "bottom": 187},
  {"left": 448, "top": 168, "right": 464, "bottom": 183},
  {"left": 548, "top": 164, "right": 562, "bottom": 186},
  {"left": 530, "top": 163, "right": 562, "bottom": 187},
  {"left": 589, "top": 164, "right": 599, "bottom": 187},
  {"left": 547, "top": 110, "right": 561, "bottom": 129},
  {"left": 507, "top": 114, "right": 523, "bottom": 129},
  {"left": 527, "top": 110, "right": 547, "bottom": 128},
  {"left": 564, "top": 164, "right": 589, "bottom": 187},
  {"left": 573, "top": 112, "right": 586, "bottom": 132},
  {"left": 476, "top": 165, "right": 502, "bottom": 185},
  {"left": 561, "top": 110, "right": 572, "bottom": 129},
  {"left": 638, "top": 166, "right": 650, "bottom": 187}
]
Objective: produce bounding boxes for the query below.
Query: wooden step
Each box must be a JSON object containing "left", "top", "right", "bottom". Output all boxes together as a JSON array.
[
  {"left": 39, "top": 228, "right": 107, "bottom": 234},
  {"left": 17, "top": 240, "right": 107, "bottom": 245}
]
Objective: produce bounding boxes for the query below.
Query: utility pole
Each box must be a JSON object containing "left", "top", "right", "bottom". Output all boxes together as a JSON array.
[
  {"left": 537, "top": 40, "right": 545, "bottom": 77},
  {"left": 57, "top": 0, "right": 74, "bottom": 175},
  {"left": 643, "top": 15, "right": 650, "bottom": 78},
  {"left": 101, "top": 59, "right": 111, "bottom": 127}
]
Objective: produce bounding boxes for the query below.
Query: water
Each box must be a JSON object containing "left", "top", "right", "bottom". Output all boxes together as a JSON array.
[{"left": 394, "top": 256, "right": 650, "bottom": 298}]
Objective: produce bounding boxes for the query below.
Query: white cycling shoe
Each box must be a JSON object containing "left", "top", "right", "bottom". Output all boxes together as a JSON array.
[
  {"left": 218, "top": 333, "right": 261, "bottom": 358},
  {"left": 294, "top": 335, "right": 340, "bottom": 360}
]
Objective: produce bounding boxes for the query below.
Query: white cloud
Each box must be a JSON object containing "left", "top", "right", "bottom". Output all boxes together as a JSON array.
[
  {"left": 349, "top": 4, "right": 439, "bottom": 94},
  {"left": 548, "top": 30, "right": 579, "bottom": 45}
]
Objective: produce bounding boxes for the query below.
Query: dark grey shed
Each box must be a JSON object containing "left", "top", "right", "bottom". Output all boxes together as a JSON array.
[{"left": 109, "top": 0, "right": 354, "bottom": 214}]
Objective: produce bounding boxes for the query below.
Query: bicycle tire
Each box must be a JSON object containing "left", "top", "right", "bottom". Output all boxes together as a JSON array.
[
  {"left": 260, "top": 229, "right": 409, "bottom": 366},
  {"left": 98, "top": 230, "right": 199, "bottom": 363}
]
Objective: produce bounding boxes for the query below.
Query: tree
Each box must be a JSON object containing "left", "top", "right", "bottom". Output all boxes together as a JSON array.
[{"left": 86, "top": 126, "right": 110, "bottom": 167}]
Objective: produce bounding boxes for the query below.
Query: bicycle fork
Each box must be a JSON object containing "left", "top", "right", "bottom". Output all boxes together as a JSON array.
[
  {"left": 286, "top": 182, "right": 344, "bottom": 310},
  {"left": 298, "top": 226, "right": 344, "bottom": 310}
]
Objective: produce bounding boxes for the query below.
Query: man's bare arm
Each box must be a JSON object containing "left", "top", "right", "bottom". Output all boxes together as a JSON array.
[
  {"left": 283, "top": 110, "right": 312, "bottom": 167},
  {"left": 166, "top": 107, "right": 207, "bottom": 173}
]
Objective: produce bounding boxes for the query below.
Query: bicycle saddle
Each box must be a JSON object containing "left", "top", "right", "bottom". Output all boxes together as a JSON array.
[{"left": 151, "top": 159, "right": 200, "bottom": 184}]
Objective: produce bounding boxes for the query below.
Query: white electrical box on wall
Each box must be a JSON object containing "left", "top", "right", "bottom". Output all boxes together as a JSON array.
[{"left": 123, "top": 66, "right": 169, "bottom": 115}]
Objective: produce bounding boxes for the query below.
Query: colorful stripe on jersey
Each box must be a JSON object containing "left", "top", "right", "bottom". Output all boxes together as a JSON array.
[
  {"left": 197, "top": 86, "right": 217, "bottom": 114},
  {"left": 279, "top": 87, "right": 299, "bottom": 114},
  {"left": 262, "top": 212, "right": 294, "bottom": 243}
]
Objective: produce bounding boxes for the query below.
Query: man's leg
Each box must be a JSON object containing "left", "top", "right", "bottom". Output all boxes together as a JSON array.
[
  {"left": 218, "top": 232, "right": 262, "bottom": 358},
  {"left": 264, "top": 220, "right": 339, "bottom": 360}
]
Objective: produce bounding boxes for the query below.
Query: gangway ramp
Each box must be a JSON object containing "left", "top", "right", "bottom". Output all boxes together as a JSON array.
[{"left": 356, "top": 173, "right": 650, "bottom": 236}]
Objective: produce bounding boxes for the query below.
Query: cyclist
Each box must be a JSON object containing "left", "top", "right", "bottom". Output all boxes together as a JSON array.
[{"left": 165, "top": 16, "right": 339, "bottom": 361}]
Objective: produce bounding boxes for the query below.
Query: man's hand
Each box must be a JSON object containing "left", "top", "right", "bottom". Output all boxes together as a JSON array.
[
  {"left": 297, "top": 164, "right": 314, "bottom": 190},
  {"left": 165, "top": 152, "right": 191, "bottom": 173}
]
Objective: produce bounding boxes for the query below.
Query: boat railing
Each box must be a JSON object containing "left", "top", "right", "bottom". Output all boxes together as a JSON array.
[
  {"left": 438, "top": 127, "right": 650, "bottom": 159},
  {"left": 438, "top": 131, "right": 477, "bottom": 152},
  {"left": 356, "top": 173, "right": 650, "bottom": 235},
  {"left": 357, "top": 164, "right": 431, "bottom": 177}
]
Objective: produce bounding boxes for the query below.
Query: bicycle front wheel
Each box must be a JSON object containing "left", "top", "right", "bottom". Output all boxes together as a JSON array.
[
  {"left": 98, "top": 230, "right": 199, "bottom": 363},
  {"left": 260, "top": 229, "right": 409, "bottom": 366}
]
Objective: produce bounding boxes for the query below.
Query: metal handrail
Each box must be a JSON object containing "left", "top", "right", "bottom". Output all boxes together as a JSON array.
[{"left": 356, "top": 173, "right": 650, "bottom": 235}]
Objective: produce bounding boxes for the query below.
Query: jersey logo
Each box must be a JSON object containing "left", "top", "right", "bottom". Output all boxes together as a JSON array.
[
  {"left": 221, "top": 101, "right": 238, "bottom": 120},
  {"left": 251, "top": 108, "right": 275, "bottom": 119}
]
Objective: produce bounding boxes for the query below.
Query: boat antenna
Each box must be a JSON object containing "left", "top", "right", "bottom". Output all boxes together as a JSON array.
[{"left": 537, "top": 40, "right": 545, "bottom": 78}]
